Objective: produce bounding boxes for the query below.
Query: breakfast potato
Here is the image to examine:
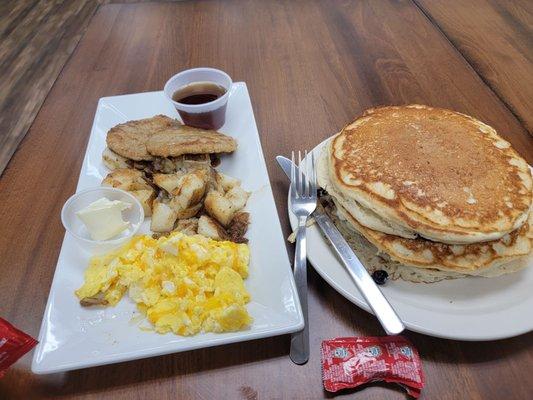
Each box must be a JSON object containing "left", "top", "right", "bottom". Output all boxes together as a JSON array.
[
  {"left": 198, "top": 213, "right": 250, "bottom": 243},
  {"left": 130, "top": 189, "right": 156, "bottom": 217},
  {"left": 225, "top": 186, "right": 250, "bottom": 211},
  {"left": 102, "top": 168, "right": 153, "bottom": 191},
  {"left": 198, "top": 215, "right": 226, "bottom": 240},
  {"left": 170, "top": 169, "right": 208, "bottom": 211},
  {"left": 204, "top": 190, "right": 236, "bottom": 227},
  {"left": 215, "top": 172, "right": 240, "bottom": 193},
  {"left": 174, "top": 217, "right": 199, "bottom": 236},
  {"left": 175, "top": 202, "right": 203, "bottom": 219},
  {"left": 102, "top": 147, "right": 131, "bottom": 170},
  {"left": 153, "top": 172, "right": 183, "bottom": 193},
  {"left": 204, "top": 181, "right": 250, "bottom": 227},
  {"left": 101, "top": 147, "right": 249, "bottom": 239},
  {"left": 151, "top": 200, "right": 178, "bottom": 232},
  {"left": 102, "top": 169, "right": 156, "bottom": 217}
]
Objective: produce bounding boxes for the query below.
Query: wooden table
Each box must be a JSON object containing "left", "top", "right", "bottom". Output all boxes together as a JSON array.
[{"left": 1, "top": 1, "right": 532, "bottom": 399}]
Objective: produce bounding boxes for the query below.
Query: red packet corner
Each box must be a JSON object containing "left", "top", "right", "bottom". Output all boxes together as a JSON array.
[{"left": 0, "top": 318, "right": 38, "bottom": 378}]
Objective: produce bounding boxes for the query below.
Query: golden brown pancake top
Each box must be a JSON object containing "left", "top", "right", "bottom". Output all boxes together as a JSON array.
[{"left": 331, "top": 105, "right": 532, "bottom": 238}]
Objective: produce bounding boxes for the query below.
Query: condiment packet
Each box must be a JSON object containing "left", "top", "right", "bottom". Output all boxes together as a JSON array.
[
  {"left": 321, "top": 336, "right": 424, "bottom": 398},
  {"left": 0, "top": 318, "right": 38, "bottom": 378}
]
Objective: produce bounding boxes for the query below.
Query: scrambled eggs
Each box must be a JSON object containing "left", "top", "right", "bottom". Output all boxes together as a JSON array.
[{"left": 76, "top": 232, "right": 252, "bottom": 336}]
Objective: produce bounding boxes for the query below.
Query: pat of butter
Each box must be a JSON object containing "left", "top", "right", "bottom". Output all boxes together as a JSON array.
[{"left": 76, "top": 197, "right": 131, "bottom": 241}]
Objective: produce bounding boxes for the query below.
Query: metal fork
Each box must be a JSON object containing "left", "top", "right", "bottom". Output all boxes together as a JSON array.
[{"left": 289, "top": 150, "right": 317, "bottom": 365}]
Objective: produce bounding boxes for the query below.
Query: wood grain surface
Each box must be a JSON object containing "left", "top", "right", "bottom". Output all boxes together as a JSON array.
[
  {"left": 0, "top": 0, "right": 180, "bottom": 177},
  {"left": 0, "top": 1, "right": 532, "bottom": 399},
  {"left": 0, "top": 0, "right": 100, "bottom": 177},
  {"left": 415, "top": 0, "right": 533, "bottom": 134}
]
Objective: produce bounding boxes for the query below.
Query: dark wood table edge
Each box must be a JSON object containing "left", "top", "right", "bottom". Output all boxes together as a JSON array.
[{"left": 0, "top": 2, "right": 103, "bottom": 178}]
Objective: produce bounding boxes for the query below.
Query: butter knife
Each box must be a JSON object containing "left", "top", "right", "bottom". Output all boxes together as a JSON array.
[{"left": 276, "top": 155, "right": 405, "bottom": 335}]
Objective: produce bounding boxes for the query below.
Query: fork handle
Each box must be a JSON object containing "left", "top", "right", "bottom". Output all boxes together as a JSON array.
[{"left": 290, "top": 216, "right": 309, "bottom": 365}]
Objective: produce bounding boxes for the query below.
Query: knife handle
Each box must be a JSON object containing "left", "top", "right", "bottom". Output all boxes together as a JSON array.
[{"left": 314, "top": 213, "right": 404, "bottom": 335}]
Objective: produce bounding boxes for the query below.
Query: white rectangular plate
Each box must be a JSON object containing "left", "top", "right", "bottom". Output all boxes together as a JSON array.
[{"left": 32, "top": 84, "right": 303, "bottom": 374}]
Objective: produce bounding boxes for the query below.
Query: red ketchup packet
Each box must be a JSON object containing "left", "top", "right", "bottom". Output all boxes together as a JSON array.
[
  {"left": 321, "top": 336, "right": 425, "bottom": 398},
  {"left": 0, "top": 318, "right": 38, "bottom": 378}
]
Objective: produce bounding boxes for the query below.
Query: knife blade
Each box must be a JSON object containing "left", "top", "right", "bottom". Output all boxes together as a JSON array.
[{"left": 276, "top": 155, "right": 404, "bottom": 335}]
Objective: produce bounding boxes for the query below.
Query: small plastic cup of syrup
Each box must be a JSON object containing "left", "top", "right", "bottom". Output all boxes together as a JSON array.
[{"left": 164, "top": 67, "right": 232, "bottom": 130}]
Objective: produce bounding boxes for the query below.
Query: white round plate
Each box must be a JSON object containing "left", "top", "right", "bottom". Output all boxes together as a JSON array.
[{"left": 288, "top": 140, "right": 533, "bottom": 340}]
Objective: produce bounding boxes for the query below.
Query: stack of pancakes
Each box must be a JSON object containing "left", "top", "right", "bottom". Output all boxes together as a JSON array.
[{"left": 318, "top": 105, "right": 533, "bottom": 283}]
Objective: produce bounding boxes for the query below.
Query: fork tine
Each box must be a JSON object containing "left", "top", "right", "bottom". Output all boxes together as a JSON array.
[
  {"left": 298, "top": 150, "right": 304, "bottom": 197},
  {"left": 304, "top": 150, "right": 310, "bottom": 197},
  {"left": 290, "top": 151, "right": 296, "bottom": 199},
  {"left": 309, "top": 151, "right": 316, "bottom": 197}
]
